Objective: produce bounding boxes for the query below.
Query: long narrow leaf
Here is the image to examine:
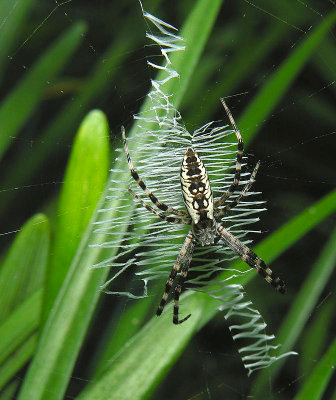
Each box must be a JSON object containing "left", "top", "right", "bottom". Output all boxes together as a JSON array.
[
  {"left": 0, "top": 290, "right": 41, "bottom": 366},
  {"left": 0, "top": 0, "right": 37, "bottom": 79},
  {"left": 299, "top": 299, "right": 333, "bottom": 378},
  {"left": 0, "top": 333, "right": 38, "bottom": 390},
  {"left": 239, "top": 9, "right": 336, "bottom": 144},
  {"left": 43, "top": 110, "right": 109, "bottom": 324},
  {"left": 0, "top": 21, "right": 86, "bottom": 159},
  {"left": 294, "top": 337, "right": 336, "bottom": 400},
  {"left": 251, "top": 223, "right": 336, "bottom": 397},
  {"left": 0, "top": 214, "right": 49, "bottom": 323}
]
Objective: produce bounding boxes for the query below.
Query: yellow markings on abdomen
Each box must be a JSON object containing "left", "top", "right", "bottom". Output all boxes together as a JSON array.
[{"left": 180, "top": 148, "right": 213, "bottom": 223}]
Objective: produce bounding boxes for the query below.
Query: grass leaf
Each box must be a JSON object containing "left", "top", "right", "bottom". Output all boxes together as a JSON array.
[
  {"left": 251, "top": 222, "right": 336, "bottom": 397},
  {"left": 0, "top": 21, "right": 86, "bottom": 159},
  {"left": 0, "top": 214, "right": 49, "bottom": 323},
  {"left": 294, "top": 336, "right": 336, "bottom": 400},
  {"left": 42, "top": 109, "right": 110, "bottom": 324},
  {"left": 239, "top": 9, "right": 336, "bottom": 144}
]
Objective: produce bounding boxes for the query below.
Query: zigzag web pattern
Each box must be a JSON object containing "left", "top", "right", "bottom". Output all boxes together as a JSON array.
[{"left": 92, "top": 2, "right": 296, "bottom": 375}]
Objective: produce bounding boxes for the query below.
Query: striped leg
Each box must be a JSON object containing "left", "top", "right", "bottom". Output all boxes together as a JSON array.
[
  {"left": 215, "top": 99, "right": 244, "bottom": 208},
  {"left": 218, "top": 225, "right": 285, "bottom": 293},
  {"left": 214, "top": 161, "right": 260, "bottom": 219},
  {"left": 129, "top": 189, "right": 191, "bottom": 224},
  {"left": 156, "top": 230, "right": 195, "bottom": 323},
  {"left": 122, "top": 127, "right": 189, "bottom": 217},
  {"left": 173, "top": 260, "right": 193, "bottom": 324}
]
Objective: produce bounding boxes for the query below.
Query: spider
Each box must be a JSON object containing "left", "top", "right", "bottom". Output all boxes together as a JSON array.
[{"left": 122, "top": 98, "right": 285, "bottom": 324}]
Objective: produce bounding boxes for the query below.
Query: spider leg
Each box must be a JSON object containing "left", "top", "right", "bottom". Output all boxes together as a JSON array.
[
  {"left": 214, "top": 99, "right": 244, "bottom": 208},
  {"left": 214, "top": 160, "right": 260, "bottom": 219},
  {"left": 217, "top": 225, "right": 285, "bottom": 293},
  {"left": 129, "top": 189, "right": 191, "bottom": 224},
  {"left": 156, "top": 230, "right": 195, "bottom": 323},
  {"left": 173, "top": 259, "right": 193, "bottom": 324},
  {"left": 122, "top": 127, "right": 189, "bottom": 217}
]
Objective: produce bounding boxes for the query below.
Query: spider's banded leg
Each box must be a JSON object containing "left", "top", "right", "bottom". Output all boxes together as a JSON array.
[
  {"left": 122, "top": 127, "right": 188, "bottom": 217},
  {"left": 173, "top": 258, "right": 193, "bottom": 324},
  {"left": 214, "top": 161, "right": 260, "bottom": 219},
  {"left": 129, "top": 189, "right": 191, "bottom": 224},
  {"left": 215, "top": 99, "right": 244, "bottom": 208},
  {"left": 156, "top": 230, "right": 195, "bottom": 321},
  {"left": 218, "top": 226, "right": 285, "bottom": 293}
]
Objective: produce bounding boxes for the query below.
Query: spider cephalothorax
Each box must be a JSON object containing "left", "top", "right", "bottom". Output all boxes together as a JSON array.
[{"left": 122, "top": 99, "right": 285, "bottom": 324}]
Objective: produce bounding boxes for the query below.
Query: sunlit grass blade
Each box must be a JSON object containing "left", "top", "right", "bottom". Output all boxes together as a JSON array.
[
  {"left": 171, "top": 0, "right": 223, "bottom": 108},
  {"left": 0, "top": 214, "right": 49, "bottom": 323},
  {"left": 17, "top": 220, "right": 112, "bottom": 400},
  {"left": 0, "top": 22, "right": 86, "bottom": 160},
  {"left": 76, "top": 189, "right": 336, "bottom": 398},
  {"left": 293, "top": 336, "right": 336, "bottom": 400},
  {"left": 239, "top": 9, "right": 336, "bottom": 144},
  {"left": 17, "top": 1, "right": 224, "bottom": 398},
  {"left": 251, "top": 222, "right": 336, "bottom": 397},
  {"left": 0, "top": 214, "right": 48, "bottom": 389},
  {"left": 42, "top": 110, "right": 109, "bottom": 324}
]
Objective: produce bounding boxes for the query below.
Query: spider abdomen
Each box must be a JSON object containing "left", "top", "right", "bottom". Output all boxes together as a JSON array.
[{"left": 180, "top": 148, "right": 214, "bottom": 227}]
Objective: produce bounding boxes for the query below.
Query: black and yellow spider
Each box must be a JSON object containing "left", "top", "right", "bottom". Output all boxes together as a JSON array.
[{"left": 122, "top": 99, "right": 285, "bottom": 324}]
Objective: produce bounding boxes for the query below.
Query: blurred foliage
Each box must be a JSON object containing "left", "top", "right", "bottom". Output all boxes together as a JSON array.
[{"left": 0, "top": 0, "right": 335, "bottom": 399}]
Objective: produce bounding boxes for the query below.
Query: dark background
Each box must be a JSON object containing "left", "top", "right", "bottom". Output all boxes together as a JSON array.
[{"left": 0, "top": 0, "right": 335, "bottom": 398}]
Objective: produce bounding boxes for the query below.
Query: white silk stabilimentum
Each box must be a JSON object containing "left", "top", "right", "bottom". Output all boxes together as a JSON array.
[{"left": 91, "top": 4, "right": 296, "bottom": 375}]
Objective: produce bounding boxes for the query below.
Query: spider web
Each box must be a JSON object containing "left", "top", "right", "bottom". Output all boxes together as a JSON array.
[
  {"left": 0, "top": 1, "right": 335, "bottom": 399},
  {"left": 92, "top": 5, "right": 296, "bottom": 376}
]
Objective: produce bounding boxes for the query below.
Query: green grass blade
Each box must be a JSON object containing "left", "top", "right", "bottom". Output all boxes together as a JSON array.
[
  {"left": 0, "top": 214, "right": 49, "bottom": 323},
  {"left": 76, "top": 189, "right": 336, "bottom": 398},
  {"left": 0, "top": 334, "right": 37, "bottom": 390},
  {"left": 239, "top": 9, "right": 336, "bottom": 144},
  {"left": 91, "top": 293, "right": 159, "bottom": 378},
  {"left": 171, "top": 0, "right": 223, "bottom": 107},
  {"left": 294, "top": 337, "right": 336, "bottom": 400},
  {"left": 17, "top": 200, "right": 112, "bottom": 400},
  {"left": 185, "top": 22, "right": 286, "bottom": 127},
  {"left": 251, "top": 223, "right": 336, "bottom": 397},
  {"left": 0, "top": 0, "right": 37, "bottom": 79},
  {"left": 43, "top": 110, "right": 109, "bottom": 324},
  {"left": 0, "top": 379, "right": 20, "bottom": 400},
  {"left": 0, "top": 290, "right": 41, "bottom": 367},
  {"left": 0, "top": 21, "right": 86, "bottom": 160},
  {"left": 0, "top": 214, "right": 48, "bottom": 389},
  {"left": 126, "top": 0, "right": 223, "bottom": 143},
  {"left": 299, "top": 299, "right": 333, "bottom": 378}
]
